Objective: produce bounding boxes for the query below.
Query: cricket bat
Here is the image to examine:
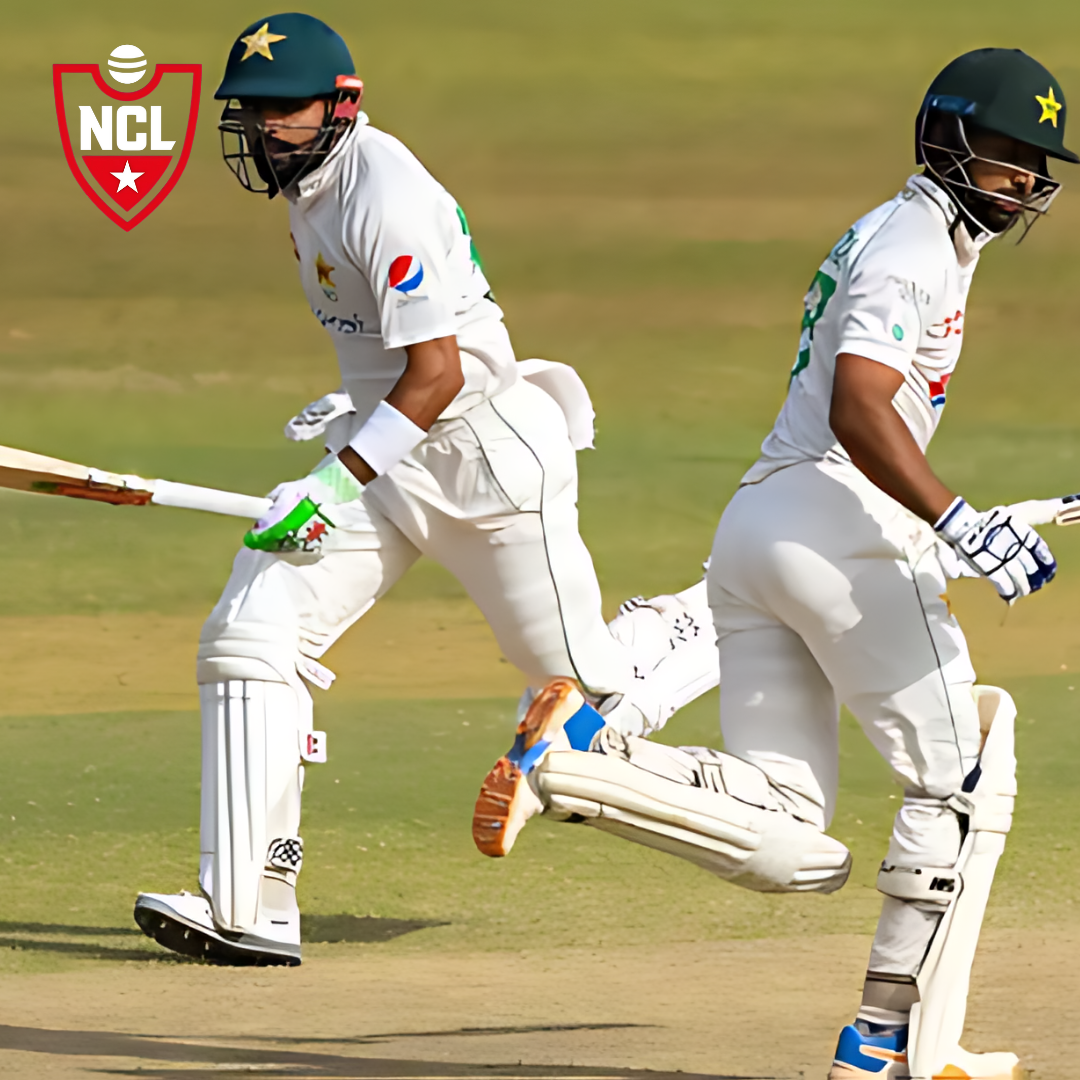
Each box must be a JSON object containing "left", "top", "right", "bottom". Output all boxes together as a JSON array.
[
  {"left": 0, "top": 444, "right": 271, "bottom": 520},
  {"left": 1009, "top": 493, "right": 1080, "bottom": 528}
]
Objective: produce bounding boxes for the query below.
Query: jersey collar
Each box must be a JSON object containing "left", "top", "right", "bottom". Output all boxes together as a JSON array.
[
  {"left": 291, "top": 112, "right": 370, "bottom": 201},
  {"left": 906, "top": 173, "right": 995, "bottom": 263}
]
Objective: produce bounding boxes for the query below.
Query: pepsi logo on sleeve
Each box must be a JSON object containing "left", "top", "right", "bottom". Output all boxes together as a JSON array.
[{"left": 388, "top": 255, "right": 425, "bottom": 296}]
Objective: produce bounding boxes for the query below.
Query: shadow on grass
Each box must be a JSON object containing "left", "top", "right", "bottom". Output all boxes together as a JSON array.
[
  {"left": 0, "top": 1022, "right": 769, "bottom": 1079},
  {"left": 301, "top": 913, "right": 448, "bottom": 943},
  {"left": 246, "top": 1022, "right": 653, "bottom": 1045},
  {"left": 0, "top": 921, "right": 139, "bottom": 937},
  {"left": 0, "top": 913, "right": 445, "bottom": 961},
  {"left": 0, "top": 937, "right": 180, "bottom": 962}
]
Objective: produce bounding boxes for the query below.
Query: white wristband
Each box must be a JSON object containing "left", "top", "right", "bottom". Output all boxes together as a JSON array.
[
  {"left": 934, "top": 496, "right": 980, "bottom": 543},
  {"left": 347, "top": 400, "right": 427, "bottom": 476}
]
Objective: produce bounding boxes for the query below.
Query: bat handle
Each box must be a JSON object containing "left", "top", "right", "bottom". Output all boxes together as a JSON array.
[
  {"left": 1008, "top": 497, "right": 1064, "bottom": 527},
  {"left": 150, "top": 479, "right": 271, "bottom": 520},
  {"left": 1008, "top": 493, "right": 1080, "bottom": 527}
]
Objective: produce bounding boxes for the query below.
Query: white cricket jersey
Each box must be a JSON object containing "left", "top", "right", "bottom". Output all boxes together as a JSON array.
[
  {"left": 743, "top": 175, "right": 993, "bottom": 485},
  {"left": 286, "top": 115, "right": 516, "bottom": 428}
]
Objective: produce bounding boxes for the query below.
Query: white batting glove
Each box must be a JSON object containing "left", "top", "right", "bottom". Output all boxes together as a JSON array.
[
  {"left": 935, "top": 497, "right": 1057, "bottom": 604},
  {"left": 283, "top": 389, "right": 355, "bottom": 442},
  {"left": 245, "top": 458, "right": 364, "bottom": 553}
]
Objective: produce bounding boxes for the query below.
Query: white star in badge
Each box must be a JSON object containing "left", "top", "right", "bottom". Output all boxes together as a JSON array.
[{"left": 110, "top": 160, "right": 144, "bottom": 193}]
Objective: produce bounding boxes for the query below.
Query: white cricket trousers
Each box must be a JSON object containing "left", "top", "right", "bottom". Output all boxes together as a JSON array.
[
  {"left": 195, "top": 376, "right": 645, "bottom": 933},
  {"left": 707, "top": 458, "right": 984, "bottom": 975},
  {"left": 199, "top": 375, "right": 635, "bottom": 702}
]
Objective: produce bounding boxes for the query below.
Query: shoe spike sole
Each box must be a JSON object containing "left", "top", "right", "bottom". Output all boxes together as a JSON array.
[{"left": 472, "top": 677, "right": 583, "bottom": 858}]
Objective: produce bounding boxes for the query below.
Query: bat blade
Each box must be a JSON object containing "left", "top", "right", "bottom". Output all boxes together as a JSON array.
[
  {"left": 0, "top": 444, "right": 270, "bottom": 520},
  {"left": 0, "top": 445, "right": 152, "bottom": 505}
]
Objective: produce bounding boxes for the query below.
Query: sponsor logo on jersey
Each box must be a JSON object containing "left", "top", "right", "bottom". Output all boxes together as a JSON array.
[
  {"left": 928, "top": 373, "right": 951, "bottom": 409},
  {"left": 312, "top": 308, "right": 375, "bottom": 336},
  {"left": 927, "top": 309, "right": 964, "bottom": 340},
  {"left": 54, "top": 45, "right": 201, "bottom": 230},
  {"left": 388, "top": 255, "right": 425, "bottom": 294}
]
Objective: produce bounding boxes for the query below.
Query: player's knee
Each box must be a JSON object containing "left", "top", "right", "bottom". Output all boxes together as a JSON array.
[
  {"left": 198, "top": 619, "right": 302, "bottom": 685},
  {"left": 739, "top": 812, "right": 852, "bottom": 894},
  {"left": 886, "top": 796, "right": 964, "bottom": 867},
  {"left": 199, "top": 551, "right": 307, "bottom": 685}
]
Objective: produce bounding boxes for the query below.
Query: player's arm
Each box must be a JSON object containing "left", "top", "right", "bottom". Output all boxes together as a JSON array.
[
  {"left": 830, "top": 352, "right": 1055, "bottom": 603},
  {"left": 339, "top": 336, "right": 464, "bottom": 484},
  {"left": 829, "top": 353, "right": 954, "bottom": 524}
]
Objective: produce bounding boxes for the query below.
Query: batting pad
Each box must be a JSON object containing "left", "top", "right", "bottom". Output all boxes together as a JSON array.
[
  {"left": 896, "top": 686, "right": 1018, "bottom": 1080},
  {"left": 199, "top": 680, "right": 306, "bottom": 934},
  {"left": 537, "top": 750, "right": 851, "bottom": 893}
]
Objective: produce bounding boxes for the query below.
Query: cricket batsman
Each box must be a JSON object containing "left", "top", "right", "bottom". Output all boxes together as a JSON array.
[
  {"left": 133, "top": 13, "right": 718, "bottom": 966},
  {"left": 472, "top": 49, "right": 1074, "bottom": 1079}
]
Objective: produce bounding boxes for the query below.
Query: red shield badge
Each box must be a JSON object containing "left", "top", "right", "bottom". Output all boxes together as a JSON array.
[{"left": 54, "top": 56, "right": 201, "bottom": 231}]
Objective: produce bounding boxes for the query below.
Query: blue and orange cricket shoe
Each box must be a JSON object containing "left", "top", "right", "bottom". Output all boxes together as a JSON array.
[
  {"left": 471, "top": 677, "right": 605, "bottom": 857},
  {"left": 830, "top": 1023, "right": 1021, "bottom": 1080},
  {"left": 829, "top": 1022, "right": 909, "bottom": 1079}
]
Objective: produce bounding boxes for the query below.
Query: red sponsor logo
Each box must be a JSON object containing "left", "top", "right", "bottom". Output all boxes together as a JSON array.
[
  {"left": 53, "top": 51, "right": 201, "bottom": 230},
  {"left": 929, "top": 372, "right": 952, "bottom": 407},
  {"left": 928, "top": 309, "right": 964, "bottom": 339}
]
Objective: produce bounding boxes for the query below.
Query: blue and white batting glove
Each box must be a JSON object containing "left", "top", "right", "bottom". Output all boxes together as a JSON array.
[
  {"left": 935, "top": 496, "right": 1056, "bottom": 604},
  {"left": 244, "top": 457, "right": 364, "bottom": 553}
]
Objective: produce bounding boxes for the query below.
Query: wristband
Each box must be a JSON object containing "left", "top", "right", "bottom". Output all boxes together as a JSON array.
[
  {"left": 934, "top": 496, "right": 980, "bottom": 543},
  {"left": 347, "top": 400, "right": 427, "bottom": 476}
]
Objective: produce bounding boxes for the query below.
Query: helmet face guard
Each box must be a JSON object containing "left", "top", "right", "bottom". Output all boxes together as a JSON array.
[
  {"left": 219, "top": 79, "right": 362, "bottom": 198},
  {"left": 917, "top": 103, "right": 1060, "bottom": 242}
]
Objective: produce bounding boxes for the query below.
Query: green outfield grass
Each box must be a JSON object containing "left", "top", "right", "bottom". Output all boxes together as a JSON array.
[{"left": 1, "top": 0, "right": 1079, "bottom": 975}]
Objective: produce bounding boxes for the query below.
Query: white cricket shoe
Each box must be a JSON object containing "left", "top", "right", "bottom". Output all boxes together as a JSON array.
[
  {"left": 829, "top": 1022, "right": 1022, "bottom": 1079},
  {"left": 134, "top": 890, "right": 301, "bottom": 967},
  {"left": 472, "top": 678, "right": 605, "bottom": 857}
]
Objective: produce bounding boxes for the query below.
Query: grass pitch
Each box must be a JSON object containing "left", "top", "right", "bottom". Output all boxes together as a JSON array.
[{"left": 0, "top": 3, "right": 1078, "bottom": 1067}]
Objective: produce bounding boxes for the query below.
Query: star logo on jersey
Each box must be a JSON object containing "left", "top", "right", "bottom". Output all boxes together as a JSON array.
[
  {"left": 388, "top": 255, "right": 425, "bottom": 296},
  {"left": 1036, "top": 87, "right": 1062, "bottom": 127},
  {"left": 315, "top": 252, "right": 337, "bottom": 301},
  {"left": 240, "top": 23, "right": 287, "bottom": 62}
]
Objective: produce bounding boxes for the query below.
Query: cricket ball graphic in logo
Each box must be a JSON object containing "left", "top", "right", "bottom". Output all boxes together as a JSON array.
[
  {"left": 53, "top": 46, "right": 201, "bottom": 231},
  {"left": 388, "top": 255, "right": 424, "bottom": 294}
]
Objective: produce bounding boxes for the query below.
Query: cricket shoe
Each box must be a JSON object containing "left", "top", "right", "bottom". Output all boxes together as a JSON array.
[
  {"left": 829, "top": 1023, "right": 1021, "bottom": 1080},
  {"left": 472, "top": 678, "right": 606, "bottom": 857},
  {"left": 830, "top": 1023, "right": 909, "bottom": 1080},
  {"left": 134, "top": 890, "right": 301, "bottom": 967}
]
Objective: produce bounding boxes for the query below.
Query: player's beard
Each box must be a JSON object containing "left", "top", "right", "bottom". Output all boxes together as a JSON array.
[
  {"left": 960, "top": 188, "right": 1025, "bottom": 236},
  {"left": 219, "top": 100, "right": 356, "bottom": 198},
  {"left": 261, "top": 132, "right": 326, "bottom": 192},
  {"left": 919, "top": 113, "right": 1059, "bottom": 241}
]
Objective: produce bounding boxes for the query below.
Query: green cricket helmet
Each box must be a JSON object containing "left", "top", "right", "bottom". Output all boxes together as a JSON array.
[
  {"left": 215, "top": 13, "right": 364, "bottom": 198},
  {"left": 916, "top": 48, "right": 1078, "bottom": 238}
]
